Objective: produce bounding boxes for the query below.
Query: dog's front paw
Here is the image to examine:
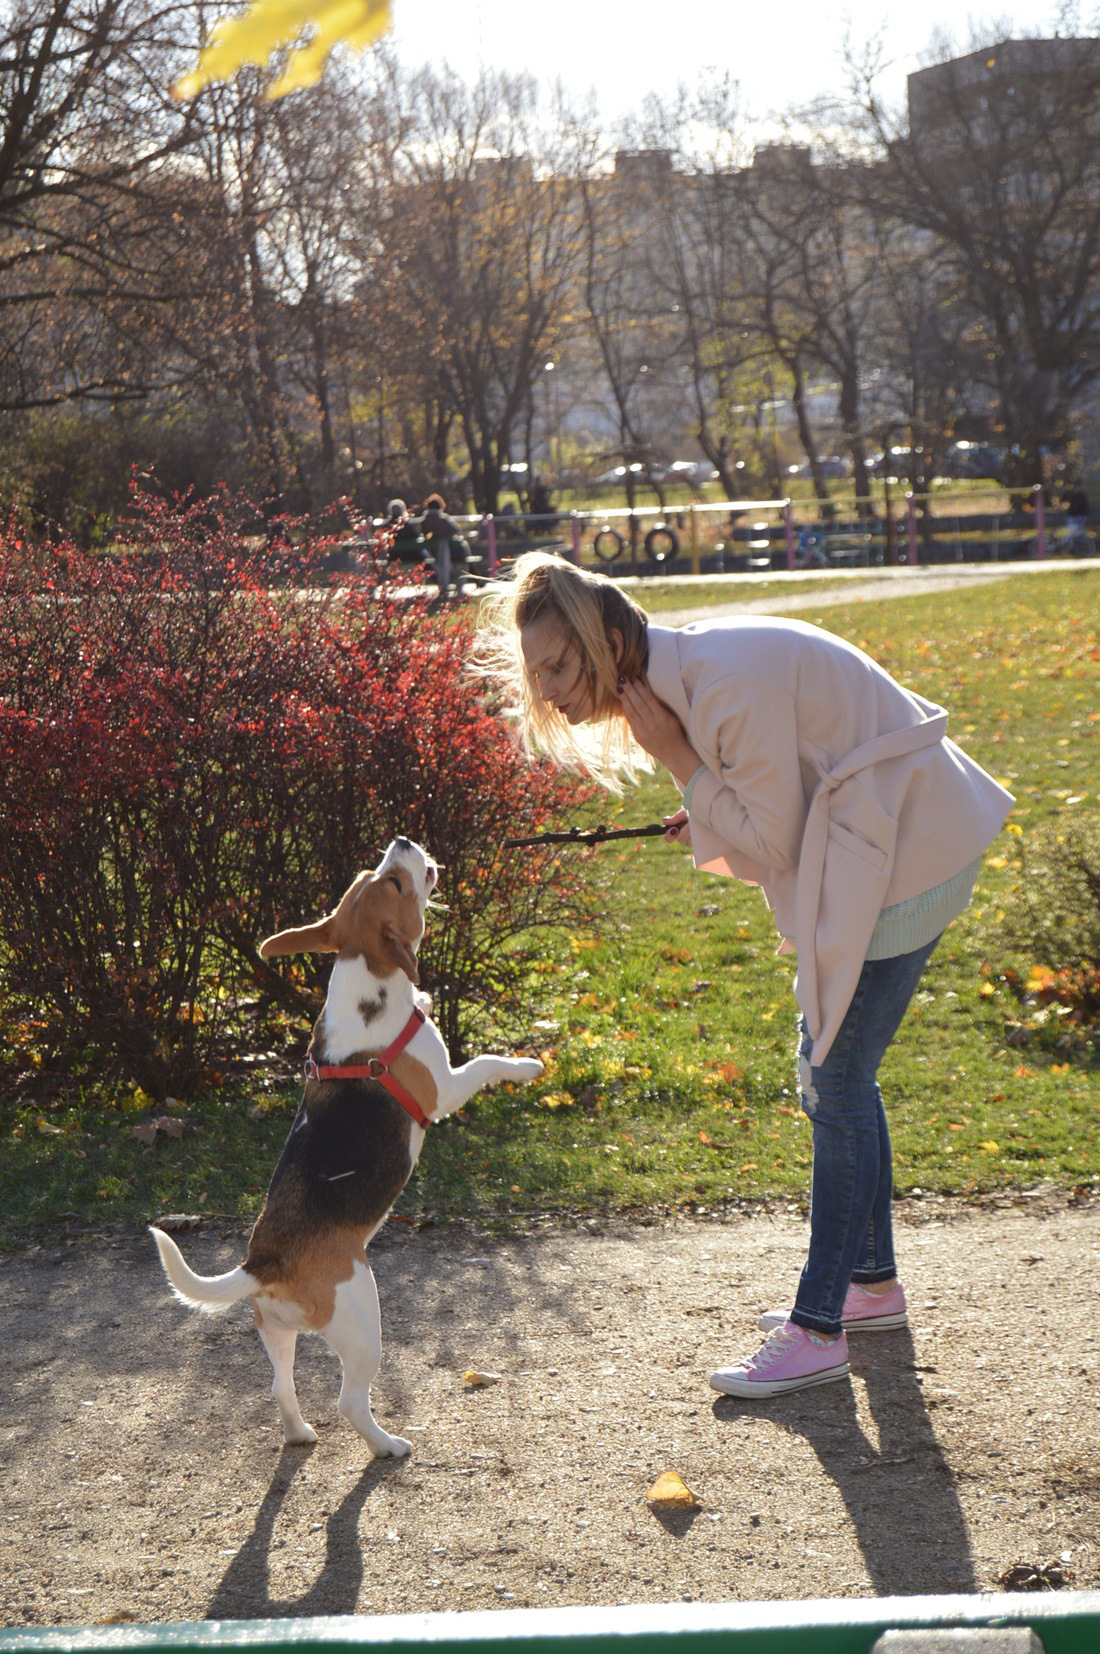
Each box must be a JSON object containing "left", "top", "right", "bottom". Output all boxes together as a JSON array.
[{"left": 513, "top": 1058, "right": 544, "bottom": 1082}]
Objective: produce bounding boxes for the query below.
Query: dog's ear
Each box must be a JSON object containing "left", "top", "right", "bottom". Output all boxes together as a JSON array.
[
  {"left": 382, "top": 921, "right": 420, "bottom": 985},
  {"left": 258, "top": 918, "right": 338, "bottom": 959}
]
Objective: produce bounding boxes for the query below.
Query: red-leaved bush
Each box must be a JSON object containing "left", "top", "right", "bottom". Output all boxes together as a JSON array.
[{"left": 0, "top": 486, "right": 601, "bottom": 1097}]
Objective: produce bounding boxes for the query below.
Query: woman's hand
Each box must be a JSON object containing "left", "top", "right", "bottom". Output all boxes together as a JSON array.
[
  {"left": 663, "top": 807, "right": 692, "bottom": 845},
  {"left": 617, "top": 678, "right": 700, "bottom": 787}
]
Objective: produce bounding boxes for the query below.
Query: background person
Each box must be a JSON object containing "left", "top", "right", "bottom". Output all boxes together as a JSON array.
[
  {"left": 477, "top": 552, "right": 1012, "bottom": 1400},
  {"left": 420, "top": 492, "right": 467, "bottom": 600},
  {"left": 377, "top": 498, "right": 429, "bottom": 568},
  {"left": 1061, "top": 482, "right": 1090, "bottom": 542}
]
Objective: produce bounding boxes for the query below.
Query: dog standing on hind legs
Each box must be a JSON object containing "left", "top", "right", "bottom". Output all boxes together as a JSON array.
[{"left": 150, "top": 837, "right": 543, "bottom": 1458}]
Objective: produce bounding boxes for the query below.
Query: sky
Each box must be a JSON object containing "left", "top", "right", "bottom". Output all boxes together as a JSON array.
[{"left": 387, "top": 0, "right": 1091, "bottom": 131}]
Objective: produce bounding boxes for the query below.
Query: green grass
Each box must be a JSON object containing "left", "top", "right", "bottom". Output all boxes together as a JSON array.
[{"left": 2, "top": 568, "right": 1096, "bottom": 1244}]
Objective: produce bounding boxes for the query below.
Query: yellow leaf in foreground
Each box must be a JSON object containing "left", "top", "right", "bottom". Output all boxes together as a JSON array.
[
  {"left": 647, "top": 1470, "right": 697, "bottom": 1508},
  {"left": 173, "top": 0, "right": 390, "bottom": 100},
  {"left": 463, "top": 1370, "right": 503, "bottom": 1388},
  {"left": 978, "top": 1140, "right": 1000, "bottom": 1155}
]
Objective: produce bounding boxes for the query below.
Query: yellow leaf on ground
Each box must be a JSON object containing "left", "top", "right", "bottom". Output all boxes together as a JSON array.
[
  {"left": 463, "top": 1370, "right": 503, "bottom": 1388},
  {"left": 647, "top": 1470, "right": 697, "bottom": 1508}
]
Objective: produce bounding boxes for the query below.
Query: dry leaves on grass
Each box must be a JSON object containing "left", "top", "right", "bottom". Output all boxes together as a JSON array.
[{"left": 131, "top": 1116, "right": 187, "bottom": 1147}]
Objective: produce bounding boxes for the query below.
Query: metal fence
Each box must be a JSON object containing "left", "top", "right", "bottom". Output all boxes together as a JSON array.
[{"left": 447, "top": 485, "right": 1092, "bottom": 579}]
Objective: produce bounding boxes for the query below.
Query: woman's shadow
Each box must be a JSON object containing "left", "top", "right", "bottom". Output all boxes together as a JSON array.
[
  {"left": 206, "top": 1447, "right": 404, "bottom": 1620},
  {"left": 713, "top": 1328, "right": 976, "bottom": 1595}
]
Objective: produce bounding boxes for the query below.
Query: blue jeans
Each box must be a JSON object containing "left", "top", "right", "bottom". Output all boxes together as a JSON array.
[{"left": 791, "top": 935, "right": 941, "bottom": 1338}]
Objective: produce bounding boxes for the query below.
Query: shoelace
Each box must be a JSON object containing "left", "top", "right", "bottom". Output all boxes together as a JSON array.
[{"left": 748, "top": 1325, "right": 801, "bottom": 1370}]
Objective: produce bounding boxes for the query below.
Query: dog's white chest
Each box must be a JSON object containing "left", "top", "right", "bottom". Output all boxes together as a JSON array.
[{"left": 321, "top": 958, "right": 410, "bottom": 1061}]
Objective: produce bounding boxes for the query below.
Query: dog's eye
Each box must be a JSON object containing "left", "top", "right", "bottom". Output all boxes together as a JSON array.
[{"left": 387, "top": 874, "right": 403, "bottom": 892}]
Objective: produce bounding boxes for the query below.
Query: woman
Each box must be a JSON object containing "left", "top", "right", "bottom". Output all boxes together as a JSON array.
[{"left": 478, "top": 552, "right": 1012, "bottom": 1399}]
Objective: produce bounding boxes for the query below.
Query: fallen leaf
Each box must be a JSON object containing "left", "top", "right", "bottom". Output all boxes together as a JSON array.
[
  {"left": 463, "top": 1370, "right": 503, "bottom": 1388},
  {"left": 131, "top": 1121, "right": 158, "bottom": 1146},
  {"left": 647, "top": 1469, "right": 697, "bottom": 1508},
  {"left": 998, "top": 1559, "right": 1075, "bottom": 1591},
  {"left": 154, "top": 1115, "right": 185, "bottom": 1139}
]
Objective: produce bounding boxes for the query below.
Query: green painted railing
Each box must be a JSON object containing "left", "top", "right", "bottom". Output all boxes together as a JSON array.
[{"left": 1, "top": 1595, "right": 1099, "bottom": 1654}]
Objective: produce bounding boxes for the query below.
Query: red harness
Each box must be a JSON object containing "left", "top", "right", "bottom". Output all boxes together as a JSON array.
[{"left": 304, "top": 1007, "right": 432, "bottom": 1127}]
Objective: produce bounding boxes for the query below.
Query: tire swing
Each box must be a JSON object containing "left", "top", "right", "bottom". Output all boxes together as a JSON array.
[
  {"left": 592, "top": 525, "right": 626, "bottom": 562},
  {"left": 644, "top": 522, "right": 680, "bottom": 565}
]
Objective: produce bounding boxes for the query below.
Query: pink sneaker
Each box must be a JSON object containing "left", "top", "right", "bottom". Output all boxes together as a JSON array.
[
  {"left": 709, "top": 1321, "right": 850, "bottom": 1398},
  {"left": 758, "top": 1279, "right": 908, "bottom": 1335}
]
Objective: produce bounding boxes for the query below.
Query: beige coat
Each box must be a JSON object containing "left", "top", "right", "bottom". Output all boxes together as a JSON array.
[{"left": 646, "top": 619, "right": 1013, "bottom": 1063}]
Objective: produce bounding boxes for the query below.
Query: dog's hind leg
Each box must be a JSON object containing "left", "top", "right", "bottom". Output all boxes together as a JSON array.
[
  {"left": 254, "top": 1314, "right": 318, "bottom": 1445},
  {"left": 323, "top": 1260, "right": 411, "bottom": 1458}
]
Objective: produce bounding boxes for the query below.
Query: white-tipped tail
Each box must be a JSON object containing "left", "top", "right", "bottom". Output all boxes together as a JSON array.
[{"left": 149, "top": 1226, "right": 256, "bottom": 1313}]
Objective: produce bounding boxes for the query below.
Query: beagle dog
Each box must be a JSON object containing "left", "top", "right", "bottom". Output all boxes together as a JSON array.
[{"left": 150, "top": 837, "right": 542, "bottom": 1458}]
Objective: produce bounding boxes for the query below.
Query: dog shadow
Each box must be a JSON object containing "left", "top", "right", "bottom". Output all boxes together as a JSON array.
[
  {"left": 712, "top": 1328, "right": 977, "bottom": 1596},
  {"left": 206, "top": 1446, "right": 404, "bottom": 1620}
]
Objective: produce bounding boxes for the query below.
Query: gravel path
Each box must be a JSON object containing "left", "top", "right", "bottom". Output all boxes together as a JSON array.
[
  {"left": 4, "top": 556, "right": 1096, "bottom": 1631},
  {"left": 2, "top": 1191, "right": 1097, "bottom": 1627}
]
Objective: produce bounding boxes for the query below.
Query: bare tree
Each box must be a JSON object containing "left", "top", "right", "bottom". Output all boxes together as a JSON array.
[
  {"left": 0, "top": 0, "right": 201, "bottom": 411},
  {"left": 621, "top": 86, "right": 770, "bottom": 501},
  {"left": 365, "top": 62, "right": 594, "bottom": 513},
  {"left": 860, "top": 35, "right": 1100, "bottom": 485},
  {"left": 577, "top": 146, "right": 679, "bottom": 504}
]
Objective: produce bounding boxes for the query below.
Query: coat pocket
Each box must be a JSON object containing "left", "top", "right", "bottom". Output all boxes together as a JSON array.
[{"left": 827, "top": 820, "right": 889, "bottom": 872}]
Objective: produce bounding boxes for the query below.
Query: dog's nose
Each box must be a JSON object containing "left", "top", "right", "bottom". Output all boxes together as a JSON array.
[{"left": 395, "top": 836, "right": 411, "bottom": 850}]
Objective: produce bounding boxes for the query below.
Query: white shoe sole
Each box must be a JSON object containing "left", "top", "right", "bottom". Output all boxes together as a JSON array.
[
  {"left": 709, "top": 1359, "right": 851, "bottom": 1398},
  {"left": 758, "top": 1307, "right": 908, "bottom": 1334}
]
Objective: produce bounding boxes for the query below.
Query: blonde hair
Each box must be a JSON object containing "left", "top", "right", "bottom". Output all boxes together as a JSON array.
[{"left": 472, "top": 551, "right": 652, "bottom": 791}]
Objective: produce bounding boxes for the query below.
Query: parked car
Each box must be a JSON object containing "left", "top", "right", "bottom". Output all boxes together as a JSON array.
[
  {"left": 796, "top": 455, "right": 852, "bottom": 480},
  {"left": 940, "top": 441, "right": 1004, "bottom": 480},
  {"left": 667, "top": 459, "right": 719, "bottom": 484},
  {"left": 594, "top": 461, "right": 667, "bottom": 485}
]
